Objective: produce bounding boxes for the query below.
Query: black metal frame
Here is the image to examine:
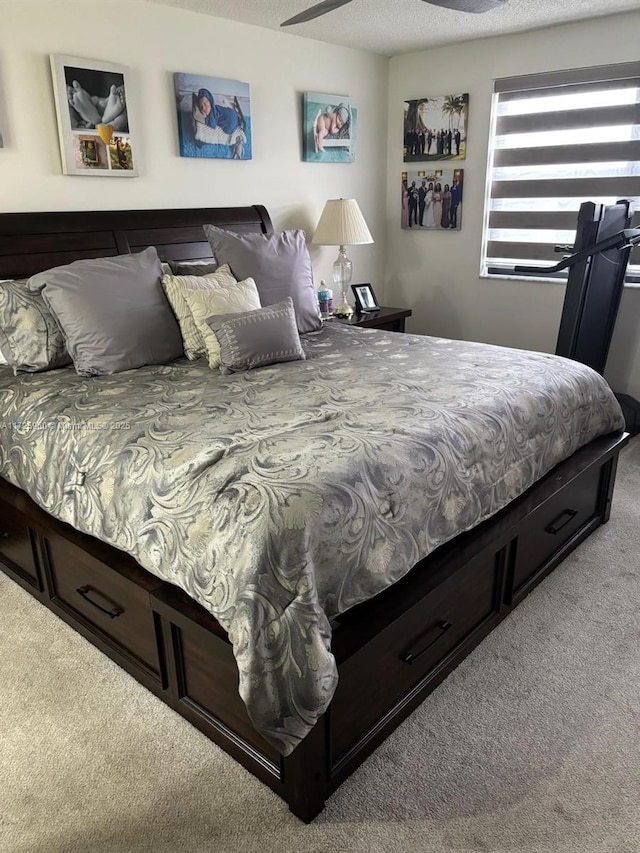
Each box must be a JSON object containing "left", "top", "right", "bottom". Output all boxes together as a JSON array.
[{"left": 515, "top": 200, "right": 639, "bottom": 376}]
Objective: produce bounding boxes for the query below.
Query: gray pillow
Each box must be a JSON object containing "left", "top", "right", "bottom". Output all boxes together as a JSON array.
[
  {"left": 28, "top": 247, "right": 184, "bottom": 376},
  {"left": 169, "top": 260, "right": 219, "bottom": 276},
  {"left": 203, "top": 226, "right": 321, "bottom": 334},
  {"left": 0, "top": 279, "right": 71, "bottom": 373},
  {"left": 205, "top": 297, "right": 305, "bottom": 374}
]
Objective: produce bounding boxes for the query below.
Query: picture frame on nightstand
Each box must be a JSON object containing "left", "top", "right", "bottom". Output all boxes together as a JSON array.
[{"left": 351, "top": 283, "right": 379, "bottom": 313}]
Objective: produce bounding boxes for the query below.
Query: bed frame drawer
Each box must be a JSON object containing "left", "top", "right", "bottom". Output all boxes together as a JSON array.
[
  {"left": 330, "top": 549, "right": 502, "bottom": 761},
  {"left": 0, "top": 498, "right": 40, "bottom": 590},
  {"left": 149, "top": 585, "right": 282, "bottom": 769},
  {"left": 42, "top": 532, "right": 162, "bottom": 680},
  {"left": 511, "top": 463, "right": 603, "bottom": 600},
  {"left": 177, "top": 624, "right": 281, "bottom": 764}
]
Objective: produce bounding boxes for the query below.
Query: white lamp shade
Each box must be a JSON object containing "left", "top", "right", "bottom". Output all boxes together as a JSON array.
[{"left": 312, "top": 198, "right": 374, "bottom": 246}]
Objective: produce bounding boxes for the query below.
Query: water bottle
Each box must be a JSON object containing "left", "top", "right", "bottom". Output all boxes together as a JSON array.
[{"left": 317, "top": 281, "right": 333, "bottom": 319}]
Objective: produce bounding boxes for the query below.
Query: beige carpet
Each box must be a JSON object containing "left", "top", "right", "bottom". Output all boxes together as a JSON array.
[{"left": 1, "top": 438, "right": 639, "bottom": 853}]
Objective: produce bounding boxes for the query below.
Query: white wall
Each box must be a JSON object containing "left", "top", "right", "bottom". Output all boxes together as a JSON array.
[
  {"left": 0, "top": 0, "right": 388, "bottom": 292},
  {"left": 386, "top": 11, "right": 640, "bottom": 398},
  {"left": 1, "top": 2, "right": 638, "bottom": 396}
]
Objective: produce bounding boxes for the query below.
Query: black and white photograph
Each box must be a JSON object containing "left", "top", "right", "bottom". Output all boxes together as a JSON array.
[
  {"left": 401, "top": 169, "right": 464, "bottom": 231},
  {"left": 352, "top": 283, "right": 379, "bottom": 312},
  {"left": 63, "top": 65, "right": 129, "bottom": 132},
  {"left": 50, "top": 54, "right": 138, "bottom": 177},
  {"left": 403, "top": 94, "right": 468, "bottom": 162}
]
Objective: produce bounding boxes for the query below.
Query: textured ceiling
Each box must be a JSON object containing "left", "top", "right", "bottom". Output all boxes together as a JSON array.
[{"left": 145, "top": 0, "right": 640, "bottom": 56}]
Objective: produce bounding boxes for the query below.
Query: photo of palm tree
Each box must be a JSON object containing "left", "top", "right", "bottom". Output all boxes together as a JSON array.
[{"left": 403, "top": 93, "right": 468, "bottom": 162}]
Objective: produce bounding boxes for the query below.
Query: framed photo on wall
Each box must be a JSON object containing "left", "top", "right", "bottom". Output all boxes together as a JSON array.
[
  {"left": 49, "top": 54, "right": 138, "bottom": 177},
  {"left": 0, "top": 85, "right": 5, "bottom": 148},
  {"left": 303, "top": 92, "right": 356, "bottom": 163},
  {"left": 174, "top": 73, "right": 251, "bottom": 160},
  {"left": 401, "top": 169, "right": 464, "bottom": 230},
  {"left": 403, "top": 93, "right": 468, "bottom": 163}
]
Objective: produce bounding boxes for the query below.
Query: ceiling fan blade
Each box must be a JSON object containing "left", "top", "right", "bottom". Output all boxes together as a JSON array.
[
  {"left": 281, "top": 0, "right": 353, "bottom": 27},
  {"left": 423, "top": 0, "right": 507, "bottom": 12}
]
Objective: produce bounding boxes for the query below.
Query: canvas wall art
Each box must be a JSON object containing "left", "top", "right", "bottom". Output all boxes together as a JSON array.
[
  {"left": 401, "top": 169, "right": 464, "bottom": 230},
  {"left": 303, "top": 92, "right": 356, "bottom": 163},
  {"left": 174, "top": 73, "right": 251, "bottom": 160},
  {"left": 0, "top": 86, "right": 5, "bottom": 148},
  {"left": 403, "top": 94, "right": 468, "bottom": 162},
  {"left": 50, "top": 54, "right": 137, "bottom": 176}
]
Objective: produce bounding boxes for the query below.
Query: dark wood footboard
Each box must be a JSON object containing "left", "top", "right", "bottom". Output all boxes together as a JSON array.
[{"left": 0, "top": 431, "right": 628, "bottom": 822}]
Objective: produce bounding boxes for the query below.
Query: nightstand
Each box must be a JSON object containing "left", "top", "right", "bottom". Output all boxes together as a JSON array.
[{"left": 330, "top": 306, "right": 412, "bottom": 333}]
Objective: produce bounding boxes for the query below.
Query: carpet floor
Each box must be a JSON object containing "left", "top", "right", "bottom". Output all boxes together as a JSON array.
[{"left": 1, "top": 438, "right": 638, "bottom": 853}]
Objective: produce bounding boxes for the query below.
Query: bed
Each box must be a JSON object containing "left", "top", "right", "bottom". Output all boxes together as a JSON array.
[{"left": 0, "top": 205, "right": 628, "bottom": 822}]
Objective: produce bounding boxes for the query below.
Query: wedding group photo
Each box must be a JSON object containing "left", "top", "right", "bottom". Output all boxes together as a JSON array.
[
  {"left": 401, "top": 168, "right": 463, "bottom": 231},
  {"left": 403, "top": 93, "right": 468, "bottom": 162}
]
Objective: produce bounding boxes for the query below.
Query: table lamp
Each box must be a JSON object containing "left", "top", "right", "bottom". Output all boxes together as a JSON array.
[{"left": 312, "top": 198, "right": 374, "bottom": 317}]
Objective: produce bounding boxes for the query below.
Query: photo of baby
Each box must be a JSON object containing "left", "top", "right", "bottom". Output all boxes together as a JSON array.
[
  {"left": 303, "top": 92, "right": 356, "bottom": 163},
  {"left": 64, "top": 66, "right": 129, "bottom": 133},
  {"left": 50, "top": 55, "right": 138, "bottom": 177},
  {"left": 174, "top": 73, "right": 252, "bottom": 160},
  {"left": 73, "top": 136, "right": 109, "bottom": 171}
]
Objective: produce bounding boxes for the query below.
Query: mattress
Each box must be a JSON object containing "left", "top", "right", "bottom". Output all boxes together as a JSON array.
[{"left": 0, "top": 323, "right": 624, "bottom": 753}]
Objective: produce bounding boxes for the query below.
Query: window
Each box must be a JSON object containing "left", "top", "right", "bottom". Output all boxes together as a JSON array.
[{"left": 482, "top": 62, "right": 640, "bottom": 284}]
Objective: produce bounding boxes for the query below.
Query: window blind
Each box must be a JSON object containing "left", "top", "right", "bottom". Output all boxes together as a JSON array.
[{"left": 483, "top": 62, "right": 640, "bottom": 283}]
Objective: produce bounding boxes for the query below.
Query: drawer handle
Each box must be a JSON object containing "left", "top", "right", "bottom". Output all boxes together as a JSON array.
[
  {"left": 545, "top": 509, "right": 578, "bottom": 535},
  {"left": 76, "top": 585, "right": 123, "bottom": 619},
  {"left": 402, "top": 621, "right": 452, "bottom": 665}
]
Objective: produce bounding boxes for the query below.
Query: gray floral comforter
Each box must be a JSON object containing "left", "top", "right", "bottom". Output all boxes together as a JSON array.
[{"left": 0, "top": 324, "right": 624, "bottom": 754}]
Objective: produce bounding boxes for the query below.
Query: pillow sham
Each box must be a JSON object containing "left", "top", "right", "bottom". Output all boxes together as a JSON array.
[
  {"left": 168, "top": 259, "right": 219, "bottom": 276},
  {"left": 181, "top": 268, "right": 262, "bottom": 369},
  {"left": 0, "top": 279, "right": 70, "bottom": 373},
  {"left": 205, "top": 298, "right": 305, "bottom": 374},
  {"left": 28, "top": 247, "right": 184, "bottom": 376},
  {"left": 162, "top": 264, "right": 234, "bottom": 360},
  {"left": 203, "top": 226, "right": 321, "bottom": 334}
]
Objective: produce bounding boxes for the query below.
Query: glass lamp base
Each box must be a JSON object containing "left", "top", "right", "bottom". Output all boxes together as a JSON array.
[
  {"left": 332, "top": 246, "right": 353, "bottom": 317},
  {"left": 333, "top": 292, "right": 354, "bottom": 318}
]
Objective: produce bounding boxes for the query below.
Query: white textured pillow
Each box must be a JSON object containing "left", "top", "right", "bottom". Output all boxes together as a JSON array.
[
  {"left": 181, "top": 271, "right": 262, "bottom": 368},
  {"left": 162, "top": 264, "right": 234, "bottom": 360}
]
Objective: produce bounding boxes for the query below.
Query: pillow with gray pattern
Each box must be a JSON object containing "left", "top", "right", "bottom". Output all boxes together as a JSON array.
[
  {"left": 168, "top": 260, "right": 219, "bottom": 277},
  {"left": 205, "top": 297, "right": 305, "bottom": 374},
  {"left": 0, "top": 279, "right": 71, "bottom": 373}
]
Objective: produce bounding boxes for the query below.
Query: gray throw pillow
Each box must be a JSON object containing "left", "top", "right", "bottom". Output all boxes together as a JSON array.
[
  {"left": 28, "top": 247, "right": 184, "bottom": 376},
  {"left": 169, "top": 260, "right": 219, "bottom": 276},
  {"left": 0, "top": 279, "right": 71, "bottom": 373},
  {"left": 203, "top": 225, "right": 321, "bottom": 334},
  {"left": 205, "top": 297, "right": 305, "bottom": 374}
]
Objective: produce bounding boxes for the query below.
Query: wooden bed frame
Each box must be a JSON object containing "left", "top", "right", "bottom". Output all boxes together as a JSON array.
[{"left": 0, "top": 206, "right": 629, "bottom": 822}]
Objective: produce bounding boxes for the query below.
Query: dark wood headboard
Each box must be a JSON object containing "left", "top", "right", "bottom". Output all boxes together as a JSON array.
[{"left": 0, "top": 205, "right": 274, "bottom": 280}]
